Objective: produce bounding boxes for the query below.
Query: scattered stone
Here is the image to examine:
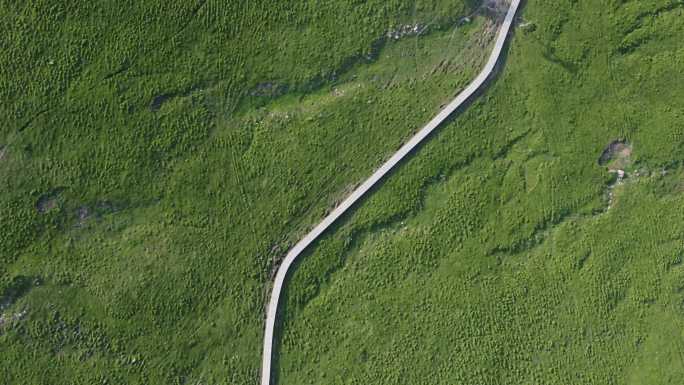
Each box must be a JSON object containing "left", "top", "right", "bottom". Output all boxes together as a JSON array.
[
  {"left": 457, "top": 17, "right": 472, "bottom": 27},
  {"left": 482, "top": 0, "right": 510, "bottom": 21},
  {"left": 386, "top": 23, "right": 427, "bottom": 40},
  {"left": 519, "top": 20, "right": 537, "bottom": 33},
  {"left": 0, "top": 309, "right": 27, "bottom": 330},
  {"left": 605, "top": 169, "right": 627, "bottom": 212}
]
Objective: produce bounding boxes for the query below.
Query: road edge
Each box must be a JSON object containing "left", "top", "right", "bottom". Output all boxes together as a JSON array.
[{"left": 260, "top": 1, "right": 521, "bottom": 383}]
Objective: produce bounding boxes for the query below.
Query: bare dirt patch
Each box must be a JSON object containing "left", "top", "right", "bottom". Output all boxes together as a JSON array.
[
  {"left": 36, "top": 195, "right": 58, "bottom": 213},
  {"left": 36, "top": 188, "right": 66, "bottom": 214},
  {"left": 599, "top": 140, "right": 633, "bottom": 171},
  {"left": 76, "top": 206, "right": 91, "bottom": 226},
  {"left": 482, "top": 0, "right": 511, "bottom": 21}
]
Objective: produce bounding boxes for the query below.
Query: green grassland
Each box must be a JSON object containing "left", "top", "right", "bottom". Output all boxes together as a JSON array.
[
  {"left": 2, "top": 0, "right": 683, "bottom": 384},
  {"left": 277, "top": 0, "right": 684, "bottom": 384},
  {"left": 0, "top": 0, "right": 494, "bottom": 384}
]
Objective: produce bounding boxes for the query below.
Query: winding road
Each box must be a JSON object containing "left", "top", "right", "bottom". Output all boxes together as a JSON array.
[{"left": 261, "top": 1, "right": 521, "bottom": 383}]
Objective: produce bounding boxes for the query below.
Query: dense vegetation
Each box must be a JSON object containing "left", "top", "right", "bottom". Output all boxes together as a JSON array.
[
  {"left": 277, "top": 0, "right": 684, "bottom": 384},
  {"left": 0, "top": 0, "right": 488, "bottom": 384}
]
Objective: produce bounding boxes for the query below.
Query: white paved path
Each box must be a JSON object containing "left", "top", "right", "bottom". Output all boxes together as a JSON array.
[{"left": 261, "top": 1, "right": 521, "bottom": 383}]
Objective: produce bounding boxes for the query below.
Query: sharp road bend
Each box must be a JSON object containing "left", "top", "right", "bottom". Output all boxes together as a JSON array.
[{"left": 261, "top": 1, "right": 521, "bottom": 383}]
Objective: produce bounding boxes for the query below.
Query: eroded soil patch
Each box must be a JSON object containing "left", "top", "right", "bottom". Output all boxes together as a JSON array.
[
  {"left": 599, "top": 139, "right": 632, "bottom": 170},
  {"left": 36, "top": 188, "right": 65, "bottom": 214},
  {"left": 599, "top": 140, "right": 634, "bottom": 212},
  {"left": 76, "top": 206, "right": 91, "bottom": 226}
]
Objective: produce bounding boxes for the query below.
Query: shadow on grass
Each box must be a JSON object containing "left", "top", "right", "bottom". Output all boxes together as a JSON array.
[{"left": 0, "top": 275, "right": 37, "bottom": 309}]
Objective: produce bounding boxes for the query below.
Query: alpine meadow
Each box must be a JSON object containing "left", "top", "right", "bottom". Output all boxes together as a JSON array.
[{"left": 1, "top": 1, "right": 684, "bottom": 385}]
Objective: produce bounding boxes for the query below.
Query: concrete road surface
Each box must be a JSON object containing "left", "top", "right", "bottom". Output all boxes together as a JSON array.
[{"left": 261, "top": 1, "right": 521, "bottom": 383}]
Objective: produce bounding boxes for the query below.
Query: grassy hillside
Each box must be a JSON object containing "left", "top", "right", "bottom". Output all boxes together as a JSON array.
[
  {"left": 277, "top": 0, "right": 684, "bottom": 384},
  {"left": 0, "top": 0, "right": 489, "bottom": 384}
]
